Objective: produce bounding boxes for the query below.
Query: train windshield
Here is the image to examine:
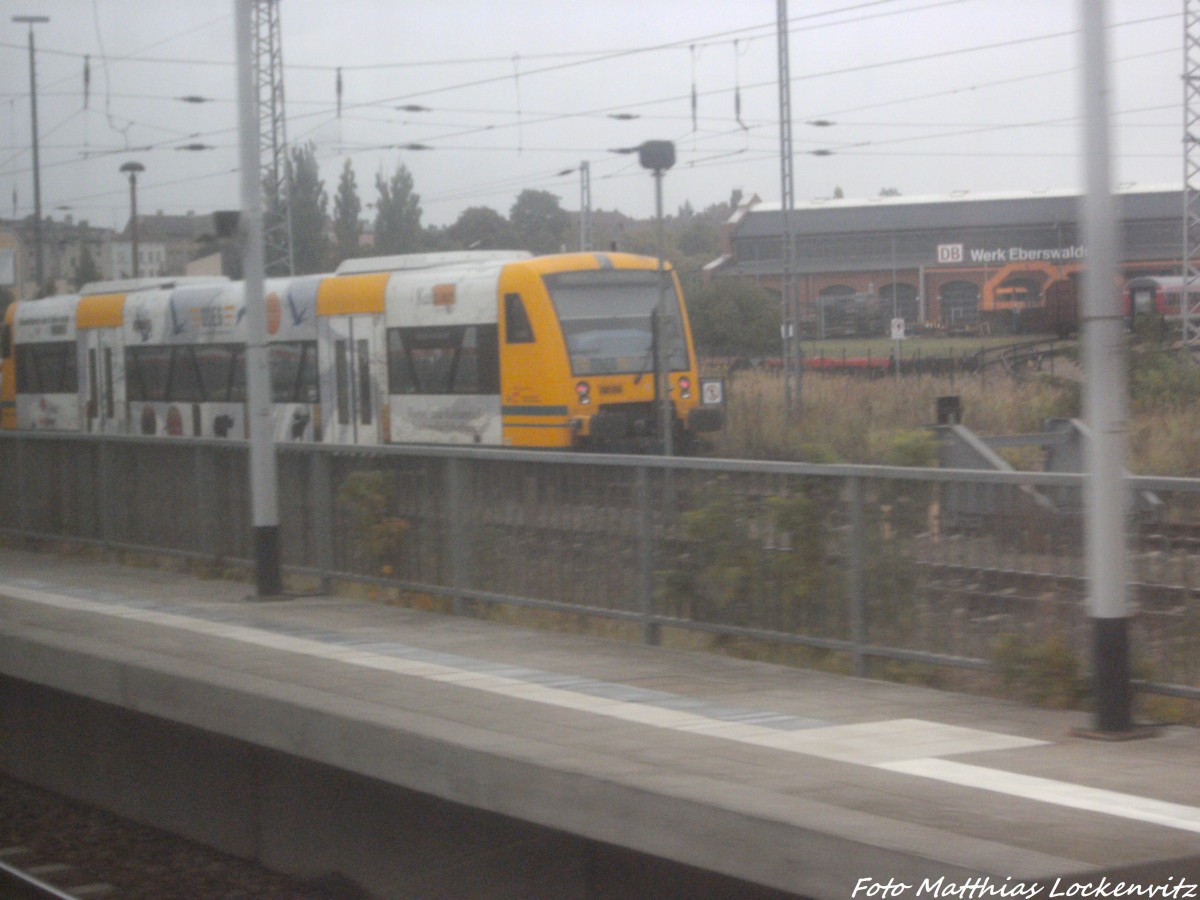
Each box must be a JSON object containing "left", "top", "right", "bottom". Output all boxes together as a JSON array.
[{"left": 544, "top": 270, "right": 688, "bottom": 376}]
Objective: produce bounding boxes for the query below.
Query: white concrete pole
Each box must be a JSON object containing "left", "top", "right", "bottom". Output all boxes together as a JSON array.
[{"left": 236, "top": 0, "right": 282, "bottom": 596}]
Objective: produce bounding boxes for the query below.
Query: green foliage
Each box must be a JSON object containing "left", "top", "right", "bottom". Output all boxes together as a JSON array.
[
  {"left": 374, "top": 163, "right": 424, "bottom": 255},
  {"left": 992, "top": 633, "right": 1088, "bottom": 708},
  {"left": 448, "top": 206, "right": 518, "bottom": 250},
  {"left": 510, "top": 189, "right": 570, "bottom": 255},
  {"left": 686, "top": 278, "right": 781, "bottom": 357},
  {"left": 72, "top": 244, "right": 101, "bottom": 289},
  {"left": 332, "top": 158, "right": 362, "bottom": 265},
  {"left": 883, "top": 429, "right": 937, "bottom": 468},
  {"left": 1127, "top": 335, "right": 1200, "bottom": 411},
  {"left": 664, "top": 480, "right": 836, "bottom": 636},
  {"left": 877, "top": 430, "right": 938, "bottom": 534},
  {"left": 336, "top": 471, "right": 409, "bottom": 574},
  {"left": 287, "top": 141, "right": 330, "bottom": 274}
]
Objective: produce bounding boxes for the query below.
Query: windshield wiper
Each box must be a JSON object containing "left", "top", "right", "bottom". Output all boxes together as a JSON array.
[{"left": 633, "top": 316, "right": 658, "bottom": 386}]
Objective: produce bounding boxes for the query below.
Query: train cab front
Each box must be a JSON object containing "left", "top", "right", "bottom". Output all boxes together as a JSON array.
[{"left": 569, "top": 375, "right": 723, "bottom": 454}]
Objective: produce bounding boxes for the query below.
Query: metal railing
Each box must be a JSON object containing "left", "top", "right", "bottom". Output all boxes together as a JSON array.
[{"left": 2, "top": 431, "right": 1199, "bottom": 701}]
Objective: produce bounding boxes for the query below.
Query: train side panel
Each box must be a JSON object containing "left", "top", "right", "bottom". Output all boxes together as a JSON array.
[
  {"left": 497, "top": 260, "right": 576, "bottom": 448},
  {"left": 12, "top": 295, "right": 83, "bottom": 432},
  {"left": 123, "top": 285, "right": 247, "bottom": 438},
  {"left": 383, "top": 260, "right": 504, "bottom": 446},
  {"left": 266, "top": 276, "right": 322, "bottom": 442},
  {"left": 316, "top": 273, "right": 388, "bottom": 445},
  {"left": 1, "top": 302, "right": 16, "bottom": 430},
  {"left": 77, "top": 292, "right": 128, "bottom": 434}
]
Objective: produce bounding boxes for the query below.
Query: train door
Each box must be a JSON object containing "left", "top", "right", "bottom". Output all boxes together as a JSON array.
[
  {"left": 320, "top": 313, "right": 383, "bottom": 444},
  {"left": 83, "top": 327, "right": 125, "bottom": 433}
]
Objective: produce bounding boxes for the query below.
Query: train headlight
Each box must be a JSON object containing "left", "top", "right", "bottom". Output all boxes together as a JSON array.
[
  {"left": 678, "top": 376, "right": 692, "bottom": 399},
  {"left": 576, "top": 381, "right": 591, "bottom": 405}
]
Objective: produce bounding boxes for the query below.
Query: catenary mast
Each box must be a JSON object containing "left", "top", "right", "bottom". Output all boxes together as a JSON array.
[{"left": 253, "top": 0, "right": 294, "bottom": 276}]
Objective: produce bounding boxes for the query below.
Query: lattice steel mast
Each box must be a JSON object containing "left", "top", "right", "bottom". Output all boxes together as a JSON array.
[
  {"left": 253, "top": 0, "right": 293, "bottom": 276},
  {"left": 580, "top": 161, "right": 593, "bottom": 251},
  {"left": 777, "top": 0, "right": 799, "bottom": 411},
  {"left": 1184, "top": 0, "right": 1200, "bottom": 347}
]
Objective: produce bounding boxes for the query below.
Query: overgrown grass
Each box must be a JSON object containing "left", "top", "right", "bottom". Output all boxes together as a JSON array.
[
  {"left": 707, "top": 367, "right": 1080, "bottom": 466},
  {"left": 706, "top": 347, "right": 1199, "bottom": 477}
]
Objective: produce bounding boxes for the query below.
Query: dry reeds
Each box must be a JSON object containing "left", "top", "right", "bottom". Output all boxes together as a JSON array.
[{"left": 709, "top": 368, "right": 1079, "bottom": 465}]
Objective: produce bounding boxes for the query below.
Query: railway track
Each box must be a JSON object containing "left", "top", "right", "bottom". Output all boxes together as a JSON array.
[
  {"left": 0, "top": 778, "right": 350, "bottom": 900},
  {"left": 0, "top": 847, "right": 110, "bottom": 899}
]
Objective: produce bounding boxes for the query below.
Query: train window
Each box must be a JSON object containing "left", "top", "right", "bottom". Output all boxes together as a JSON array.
[
  {"left": 126, "top": 346, "right": 172, "bottom": 401},
  {"left": 504, "top": 293, "right": 534, "bottom": 343},
  {"left": 334, "top": 340, "right": 350, "bottom": 426},
  {"left": 103, "top": 348, "right": 114, "bottom": 419},
  {"left": 172, "top": 347, "right": 205, "bottom": 403},
  {"left": 125, "top": 344, "right": 243, "bottom": 403},
  {"left": 269, "top": 341, "right": 318, "bottom": 403},
  {"left": 451, "top": 325, "right": 499, "bottom": 393},
  {"left": 544, "top": 270, "right": 687, "bottom": 376},
  {"left": 193, "top": 344, "right": 242, "bottom": 402},
  {"left": 88, "top": 349, "right": 98, "bottom": 418},
  {"left": 387, "top": 325, "right": 499, "bottom": 395},
  {"left": 357, "top": 339, "right": 372, "bottom": 426},
  {"left": 16, "top": 342, "right": 78, "bottom": 394}
]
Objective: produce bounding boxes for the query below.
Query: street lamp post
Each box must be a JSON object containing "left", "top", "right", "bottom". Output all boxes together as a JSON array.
[
  {"left": 119, "top": 162, "right": 145, "bottom": 278},
  {"left": 13, "top": 15, "right": 49, "bottom": 296},
  {"left": 637, "top": 140, "right": 676, "bottom": 456}
]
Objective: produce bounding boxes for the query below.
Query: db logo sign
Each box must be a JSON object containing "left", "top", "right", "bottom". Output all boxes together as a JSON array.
[{"left": 937, "top": 243, "right": 964, "bottom": 264}]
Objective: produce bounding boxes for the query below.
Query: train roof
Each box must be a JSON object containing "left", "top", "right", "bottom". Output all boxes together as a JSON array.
[
  {"left": 335, "top": 250, "right": 531, "bottom": 276},
  {"left": 80, "top": 276, "right": 229, "bottom": 296},
  {"left": 1125, "top": 275, "right": 1197, "bottom": 289}
]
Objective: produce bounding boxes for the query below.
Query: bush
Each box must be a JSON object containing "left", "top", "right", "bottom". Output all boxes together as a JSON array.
[
  {"left": 336, "top": 470, "right": 409, "bottom": 574},
  {"left": 992, "top": 633, "right": 1089, "bottom": 708}
]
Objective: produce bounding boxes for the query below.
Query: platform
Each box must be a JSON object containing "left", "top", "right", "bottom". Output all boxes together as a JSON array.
[{"left": 1, "top": 545, "right": 1198, "bottom": 899}]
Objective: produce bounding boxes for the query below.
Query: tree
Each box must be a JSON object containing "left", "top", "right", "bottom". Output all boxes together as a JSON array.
[
  {"left": 422, "top": 224, "right": 457, "bottom": 252},
  {"left": 287, "top": 141, "right": 329, "bottom": 274},
  {"left": 686, "top": 278, "right": 781, "bottom": 358},
  {"left": 332, "top": 158, "right": 362, "bottom": 265},
  {"left": 72, "top": 244, "right": 101, "bottom": 289},
  {"left": 510, "top": 189, "right": 569, "bottom": 255},
  {"left": 879, "top": 187, "right": 902, "bottom": 197},
  {"left": 448, "top": 206, "right": 517, "bottom": 250},
  {"left": 374, "top": 163, "right": 423, "bottom": 255}
]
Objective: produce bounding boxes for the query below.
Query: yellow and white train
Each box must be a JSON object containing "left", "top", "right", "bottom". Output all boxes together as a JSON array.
[{"left": 1, "top": 251, "right": 723, "bottom": 451}]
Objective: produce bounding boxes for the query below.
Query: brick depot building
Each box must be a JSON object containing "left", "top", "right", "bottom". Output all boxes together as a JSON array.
[{"left": 704, "top": 186, "right": 1182, "bottom": 335}]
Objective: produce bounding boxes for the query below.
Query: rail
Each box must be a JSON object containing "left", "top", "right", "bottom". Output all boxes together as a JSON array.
[
  {"left": 969, "top": 337, "right": 1070, "bottom": 378},
  {"left": 0, "top": 857, "right": 92, "bottom": 900},
  {"left": 1, "top": 432, "right": 1198, "bottom": 703}
]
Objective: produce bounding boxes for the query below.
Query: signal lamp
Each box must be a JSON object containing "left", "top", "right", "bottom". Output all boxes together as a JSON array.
[{"left": 575, "top": 381, "right": 591, "bottom": 404}]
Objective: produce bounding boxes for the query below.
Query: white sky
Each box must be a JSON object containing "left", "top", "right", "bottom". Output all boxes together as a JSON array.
[{"left": 0, "top": 0, "right": 1185, "bottom": 231}]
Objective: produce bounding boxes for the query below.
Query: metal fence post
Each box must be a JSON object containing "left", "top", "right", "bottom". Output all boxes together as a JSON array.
[
  {"left": 310, "top": 448, "right": 335, "bottom": 594},
  {"left": 637, "top": 464, "right": 661, "bottom": 646},
  {"left": 97, "top": 438, "right": 114, "bottom": 554},
  {"left": 16, "top": 435, "right": 30, "bottom": 540},
  {"left": 446, "top": 455, "right": 471, "bottom": 617},
  {"left": 848, "top": 476, "right": 868, "bottom": 678},
  {"left": 194, "top": 444, "right": 219, "bottom": 563}
]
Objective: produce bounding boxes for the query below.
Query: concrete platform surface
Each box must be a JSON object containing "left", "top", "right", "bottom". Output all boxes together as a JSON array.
[{"left": 1, "top": 546, "right": 1199, "bottom": 898}]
